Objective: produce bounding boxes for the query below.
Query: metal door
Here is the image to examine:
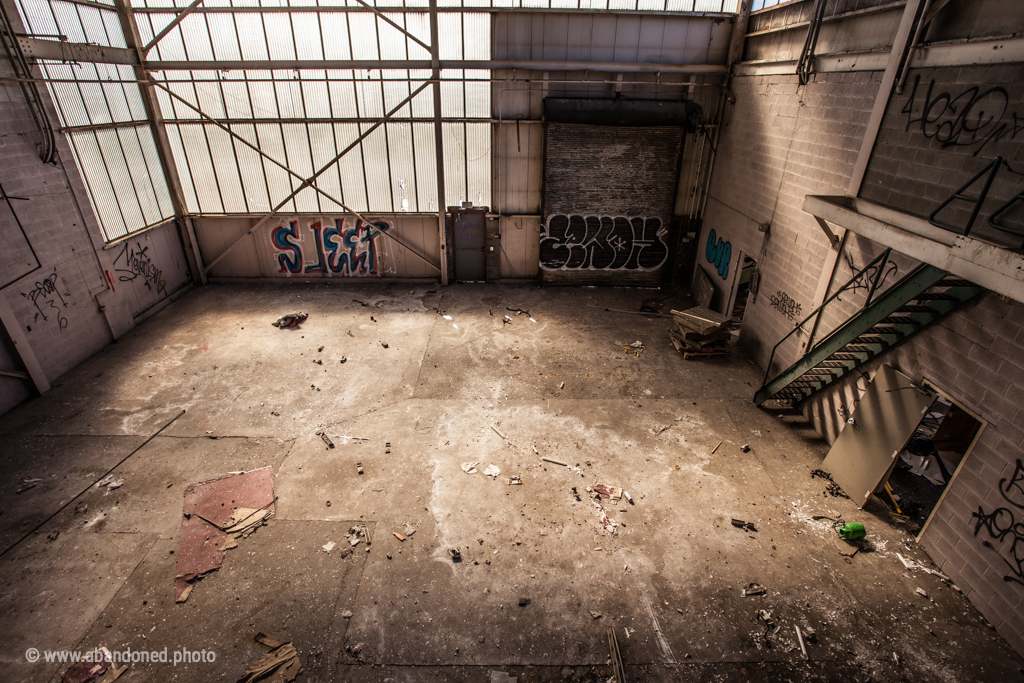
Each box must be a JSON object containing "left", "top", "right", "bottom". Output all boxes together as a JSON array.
[
  {"left": 453, "top": 211, "right": 486, "bottom": 281},
  {"left": 820, "top": 364, "right": 936, "bottom": 508}
]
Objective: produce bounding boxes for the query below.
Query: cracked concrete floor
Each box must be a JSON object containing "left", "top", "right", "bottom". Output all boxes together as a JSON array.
[{"left": 1, "top": 282, "right": 1022, "bottom": 683}]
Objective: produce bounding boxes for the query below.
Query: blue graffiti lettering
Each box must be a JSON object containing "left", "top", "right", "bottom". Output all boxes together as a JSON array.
[
  {"left": 705, "top": 229, "right": 731, "bottom": 279},
  {"left": 273, "top": 221, "right": 302, "bottom": 274}
]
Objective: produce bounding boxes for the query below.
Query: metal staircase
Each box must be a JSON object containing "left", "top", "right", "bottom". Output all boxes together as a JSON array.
[{"left": 754, "top": 248, "right": 985, "bottom": 407}]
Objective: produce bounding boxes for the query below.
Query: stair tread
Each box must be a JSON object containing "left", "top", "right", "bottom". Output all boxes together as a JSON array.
[{"left": 897, "top": 305, "right": 938, "bottom": 313}]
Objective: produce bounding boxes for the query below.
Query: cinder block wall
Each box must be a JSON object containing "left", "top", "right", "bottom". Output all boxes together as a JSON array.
[
  {"left": 0, "top": 57, "right": 188, "bottom": 415},
  {"left": 715, "top": 67, "right": 1024, "bottom": 655}
]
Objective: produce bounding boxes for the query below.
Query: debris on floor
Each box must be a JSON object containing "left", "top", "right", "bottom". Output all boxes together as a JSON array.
[
  {"left": 461, "top": 461, "right": 479, "bottom": 474},
  {"left": 508, "top": 475, "right": 522, "bottom": 485},
  {"left": 175, "top": 467, "right": 275, "bottom": 602},
  {"left": 490, "top": 672, "right": 517, "bottom": 683},
  {"left": 483, "top": 464, "right": 501, "bottom": 477},
  {"left": 16, "top": 476, "right": 43, "bottom": 493},
  {"left": 240, "top": 634, "right": 302, "bottom": 683},
  {"left": 740, "top": 443, "right": 751, "bottom": 453},
  {"left": 710, "top": 441, "right": 722, "bottom": 455},
  {"left": 450, "top": 548, "right": 461, "bottom": 562},
  {"left": 620, "top": 340, "right": 644, "bottom": 357},
  {"left": 607, "top": 626, "right": 625, "bottom": 683},
  {"left": 742, "top": 583, "right": 767, "bottom": 597},
  {"left": 731, "top": 518, "right": 758, "bottom": 532},
  {"left": 541, "top": 457, "right": 568, "bottom": 467},
  {"left": 322, "top": 541, "right": 335, "bottom": 553},
  {"left": 356, "top": 462, "right": 364, "bottom": 475},
  {"left": 393, "top": 531, "right": 406, "bottom": 541},
  {"left": 316, "top": 429, "right": 335, "bottom": 449},
  {"left": 271, "top": 312, "right": 307, "bottom": 328},
  {"left": 669, "top": 306, "right": 732, "bottom": 359},
  {"left": 60, "top": 647, "right": 122, "bottom": 683},
  {"left": 897, "top": 553, "right": 959, "bottom": 589},
  {"left": 346, "top": 525, "right": 369, "bottom": 548},
  {"left": 589, "top": 610, "right": 603, "bottom": 619},
  {"left": 588, "top": 484, "right": 623, "bottom": 501},
  {"left": 810, "top": 469, "right": 849, "bottom": 498}
]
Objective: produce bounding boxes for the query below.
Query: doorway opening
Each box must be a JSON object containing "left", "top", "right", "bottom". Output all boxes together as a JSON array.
[
  {"left": 884, "top": 384, "right": 985, "bottom": 537},
  {"left": 731, "top": 255, "right": 757, "bottom": 323}
]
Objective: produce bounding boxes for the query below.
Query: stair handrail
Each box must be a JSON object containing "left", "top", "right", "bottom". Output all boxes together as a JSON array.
[{"left": 759, "top": 248, "right": 893, "bottom": 390}]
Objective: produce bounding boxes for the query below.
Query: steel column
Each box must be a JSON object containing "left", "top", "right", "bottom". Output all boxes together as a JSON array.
[
  {"left": 111, "top": 0, "right": 205, "bottom": 284},
  {"left": 430, "top": 0, "right": 448, "bottom": 285}
]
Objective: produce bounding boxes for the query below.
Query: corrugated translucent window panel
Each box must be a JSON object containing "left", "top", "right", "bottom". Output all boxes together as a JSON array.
[
  {"left": 235, "top": 14, "right": 271, "bottom": 61},
  {"left": 166, "top": 80, "right": 202, "bottom": 119},
  {"left": 207, "top": 13, "right": 242, "bottom": 61},
  {"left": 256, "top": 124, "right": 297, "bottom": 213},
  {"left": 355, "top": 77, "right": 384, "bottom": 119},
  {"left": 281, "top": 124, "right": 318, "bottom": 212},
  {"left": 180, "top": 15, "right": 215, "bottom": 61},
  {"left": 387, "top": 122, "right": 416, "bottom": 212},
  {"left": 334, "top": 123, "right": 369, "bottom": 212},
  {"left": 463, "top": 14, "right": 489, "bottom": 59},
  {"left": 222, "top": 80, "right": 253, "bottom": 118},
  {"left": 464, "top": 70, "right": 490, "bottom": 118},
  {"left": 404, "top": 13, "right": 432, "bottom": 60},
  {"left": 442, "top": 122, "right": 467, "bottom": 205},
  {"left": 148, "top": 14, "right": 188, "bottom": 61},
  {"left": 178, "top": 124, "right": 224, "bottom": 213},
  {"left": 410, "top": 71, "right": 433, "bottom": 118},
  {"left": 308, "top": 123, "right": 345, "bottom": 213},
  {"left": 348, "top": 14, "right": 380, "bottom": 61},
  {"left": 41, "top": 63, "right": 85, "bottom": 127},
  {"left": 165, "top": 124, "right": 200, "bottom": 213},
  {"left": 227, "top": 124, "right": 271, "bottom": 212},
  {"left": 275, "top": 79, "right": 305, "bottom": 118},
  {"left": 68, "top": 131, "right": 127, "bottom": 239},
  {"left": 248, "top": 78, "right": 279, "bottom": 118},
  {"left": 440, "top": 75, "right": 464, "bottom": 118},
  {"left": 121, "top": 66, "right": 149, "bottom": 120},
  {"left": 137, "top": 126, "right": 175, "bottom": 218},
  {"left": 76, "top": 7, "right": 113, "bottom": 46},
  {"left": 377, "top": 14, "right": 413, "bottom": 61},
  {"left": 437, "top": 14, "right": 462, "bottom": 60},
  {"left": 412, "top": 122, "right": 437, "bottom": 211},
  {"left": 95, "top": 129, "right": 146, "bottom": 232},
  {"left": 327, "top": 76, "right": 359, "bottom": 118},
  {"left": 382, "top": 76, "right": 413, "bottom": 118},
  {"left": 194, "top": 80, "right": 226, "bottom": 118},
  {"left": 299, "top": 76, "right": 331, "bottom": 118},
  {"left": 465, "top": 122, "right": 490, "bottom": 207},
  {"left": 15, "top": 0, "right": 57, "bottom": 38},
  {"left": 205, "top": 125, "right": 248, "bottom": 212},
  {"left": 292, "top": 13, "right": 325, "bottom": 61},
  {"left": 264, "top": 14, "right": 297, "bottom": 61},
  {"left": 361, "top": 124, "right": 394, "bottom": 212},
  {"left": 320, "top": 15, "right": 353, "bottom": 60},
  {"left": 119, "top": 127, "right": 162, "bottom": 225}
]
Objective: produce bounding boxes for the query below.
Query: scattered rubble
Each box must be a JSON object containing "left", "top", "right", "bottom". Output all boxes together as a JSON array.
[
  {"left": 669, "top": 306, "right": 732, "bottom": 359},
  {"left": 742, "top": 583, "right": 766, "bottom": 597},
  {"left": 271, "top": 312, "right": 307, "bottom": 328},
  {"left": 811, "top": 469, "right": 849, "bottom": 498},
  {"left": 731, "top": 518, "right": 757, "bottom": 532},
  {"left": 241, "top": 634, "right": 302, "bottom": 683}
]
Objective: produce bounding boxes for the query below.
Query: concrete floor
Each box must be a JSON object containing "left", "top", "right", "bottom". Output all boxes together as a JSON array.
[{"left": 2, "top": 282, "right": 1022, "bottom": 683}]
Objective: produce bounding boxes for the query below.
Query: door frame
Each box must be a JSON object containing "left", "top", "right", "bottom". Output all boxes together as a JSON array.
[{"left": 916, "top": 378, "right": 988, "bottom": 541}]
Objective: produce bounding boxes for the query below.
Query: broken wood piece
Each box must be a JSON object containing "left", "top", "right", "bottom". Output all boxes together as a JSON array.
[
  {"left": 731, "top": 518, "right": 757, "bottom": 532},
  {"left": 316, "top": 430, "right": 335, "bottom": 449},
  {"left": 741, "top": 582, "right": 766, "bottom": 597},
  {"left": 238, "top": 641, "right": 302, "bottom": 683},
  {"left": 541, "top": 457, "right": 567, "bottom": 467},
  {"left": 711, "top": 441, "right": 722, "bottom": 455},
  {"left": 393, "top": 531, "right": 406, "bottom": 541}
]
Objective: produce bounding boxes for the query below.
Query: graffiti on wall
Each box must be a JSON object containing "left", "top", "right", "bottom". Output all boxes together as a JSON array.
[
  {"left": 23, "top": 267, "right": 69, "bottom": 332},
  {"left": 539, "top": 215, "right": 668, "bottom": 271},
  {"left": 902, "top": 74, "right": 1024, "bottom": 156},
  {"left": 705, "top": 229, "right": 731, "bottom": 279},
  {"left": 971, "top": 458, "right": 1024, "bottom": 588},
  {"left": 839, "top": 251, "right": 899, "bottom": 302},
  {"left": 113, "top": 240, "right": 166, "bottom": 294},
  {"left": 769, "top": 290, "right": 802, "bottom": 321},
  {"left": 271, "top": 218, "right": 390, "bottom": 277}
]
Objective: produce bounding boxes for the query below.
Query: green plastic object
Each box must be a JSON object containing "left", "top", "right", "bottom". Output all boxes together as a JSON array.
[{"left": 839, "top": 522, "right": 866, "bottom": 541}]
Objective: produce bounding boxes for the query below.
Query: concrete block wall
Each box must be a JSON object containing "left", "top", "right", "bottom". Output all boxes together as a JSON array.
[
  {"left": 800, "top": 291, "right": 1024, "bottom": 652},
  {"left": 702, "top": 71, "right": 880, "bottom": 361},
  {"left": 0, "top": 56, "right": 189, "bottom": 416},
  {"left": 711, "top": 65, "right": 1024, "bottom": 654}
]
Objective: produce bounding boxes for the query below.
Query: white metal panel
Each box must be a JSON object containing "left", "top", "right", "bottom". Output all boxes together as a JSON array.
[
  {"left": 541, "top": 13, "right": 569, "bottom": 62},
  {"left": 496, "top": 121, "right": 542, "bottom": 214}
]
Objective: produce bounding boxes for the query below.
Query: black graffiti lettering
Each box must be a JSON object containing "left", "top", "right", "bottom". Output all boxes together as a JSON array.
[
  {"left": 22, "top": 267, "right": 68, "bottom": 333},
  {"left": 114, "top": 240, "right": 166, "bottom": 294},
  {"left": 1000, "top": 459, "right": 1024, "bottom": 510},
  {"left": 768, "top": 290, "right": 802, "bottom": 321},
  {"left": 972, "top": 459, "right": 1024, "bottom": 587},
  {"left": 838, "top": 252, "right": 898, "bottom": 302},
  {"left": 902, "top": 74, "right": 1024, "bottom": 156},
  {"left": 540, "top": 215, "right": 668, "bottom": 272}
]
